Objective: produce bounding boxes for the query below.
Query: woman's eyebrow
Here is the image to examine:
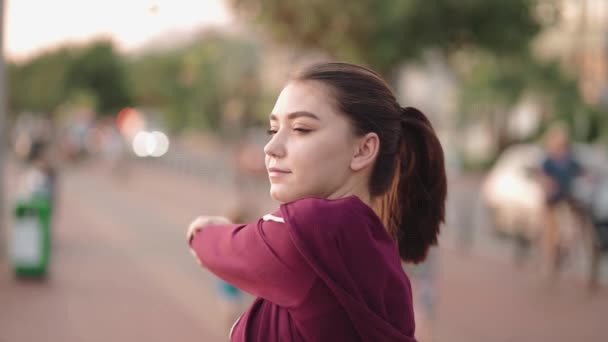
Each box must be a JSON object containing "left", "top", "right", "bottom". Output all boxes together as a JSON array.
[{"left": 269, "top": 111, "right": 320, "bottom": 121}]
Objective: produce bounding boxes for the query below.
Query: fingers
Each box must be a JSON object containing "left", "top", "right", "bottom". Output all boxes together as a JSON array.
[
  {"left": 187, "top": 216, "right": 209, "bottom": 266},
  {"left": 187, "top": 216, "right": 205, "bottom": 242},
  {"left": 187, "top": 215, "right": 232, "bottom": 268},
  {"left": 189, "top": 248, "right": 202, "bottom": 266},
  {"left": 187, "top": 216, "right": 232, "bottom": 242}
]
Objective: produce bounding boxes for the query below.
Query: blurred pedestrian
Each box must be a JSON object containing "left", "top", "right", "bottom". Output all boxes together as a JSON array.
[
  {"left": 539, "top": 122, "right": 585, "bottom": 278},
  {"left": 188, "top": 62, "right": 447, "bottom": 341},
  {"left": 21, "top": 140, "right": 57, "bottom": 205}
]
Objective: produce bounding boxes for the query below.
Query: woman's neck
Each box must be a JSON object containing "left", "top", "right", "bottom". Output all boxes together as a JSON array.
[{"left": 326, "top": 184, "right": 372, "bottom": 207}]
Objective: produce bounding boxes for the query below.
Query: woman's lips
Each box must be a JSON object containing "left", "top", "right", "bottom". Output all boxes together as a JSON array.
[
  {"left": 268, "top": 167, "right": 290, "bottom": 178},
  {"left": 268, "top": 167, "right": 289, "bottom": 173}
]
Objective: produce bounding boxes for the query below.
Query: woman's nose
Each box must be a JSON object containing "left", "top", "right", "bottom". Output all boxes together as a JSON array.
[{"left": 264, "top": 133, "right": 286, "bottom": 158}]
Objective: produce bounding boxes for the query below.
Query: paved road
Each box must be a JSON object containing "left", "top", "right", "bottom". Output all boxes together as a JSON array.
[
  {"left": 0, "top": 158, "right": 267, "bottom": 342},
  {"left": 1, "top": 157, "right": 606, "bottom": 342}
]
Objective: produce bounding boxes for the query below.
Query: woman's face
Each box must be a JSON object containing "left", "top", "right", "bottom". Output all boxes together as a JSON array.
[{"left": 265, "top": 81, "right": 359, "bottom": 203}]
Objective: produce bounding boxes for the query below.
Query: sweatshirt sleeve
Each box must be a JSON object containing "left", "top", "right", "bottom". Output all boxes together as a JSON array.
[{"left": 188, "top": 214, "right": 316, "bottom": 308}]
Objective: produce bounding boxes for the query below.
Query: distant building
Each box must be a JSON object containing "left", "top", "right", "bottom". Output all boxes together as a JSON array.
[{"left": 536, "top": 0, "right": 608, "bottom": 106}]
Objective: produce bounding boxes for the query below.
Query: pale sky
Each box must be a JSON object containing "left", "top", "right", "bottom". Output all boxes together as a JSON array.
[{"left": 5, "top": 0, "right": 233, "bottom": 61}]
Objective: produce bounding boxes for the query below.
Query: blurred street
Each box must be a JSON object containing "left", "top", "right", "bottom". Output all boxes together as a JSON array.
[
  {"left": 1, "top": 149, "right": 607, "bottom": 342},
  {"left": 1, "top": 155, "right": 252, "bottom": 342},
  {"left": 2, "top": 1, "right": 608, "bottom": 341}
]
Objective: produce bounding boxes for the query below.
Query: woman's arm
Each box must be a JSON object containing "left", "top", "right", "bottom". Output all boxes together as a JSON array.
[{"left": 188, "top": 215, "right": 316, "bottom": 308}]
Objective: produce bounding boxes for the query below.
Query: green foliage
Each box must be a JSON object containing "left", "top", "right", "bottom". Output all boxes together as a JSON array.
[
  {"left": 8, "top": 48, "right": 74, "bottom": 115},
  {"left": 229, "top": 0, "right": 540, "bottom": 75},
  {"left": 8, "top": 40, "right": 132, "bottom": 117},
  {"left": 460, "top": 51, "right": 605, "bottom": 145},
  {"left": 66, "top": 41, "right": 132, "bottom": 115},
  {"left": 8, "top": 32, "right": 262, "bottom": 133},
  {"left": 227, "top": 0, "right": 607, "bottom": 157},
  {"left": 128, "top": 31, "right": 261, "bottom": 133},
  {"left": 10, "top": 0, "right": 604, "bottom": 144}
]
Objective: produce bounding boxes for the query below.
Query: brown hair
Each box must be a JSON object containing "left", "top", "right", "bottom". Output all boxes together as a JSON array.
[{"left": 293, "top": 62, "right": 447, "bottom": 263}]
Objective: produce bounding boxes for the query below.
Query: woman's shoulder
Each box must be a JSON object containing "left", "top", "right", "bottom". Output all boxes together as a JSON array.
[{"left": 279, "top": 196, "right": 382, "bottom": 234}]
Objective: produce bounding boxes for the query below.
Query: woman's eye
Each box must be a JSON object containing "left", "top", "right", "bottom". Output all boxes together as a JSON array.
[
  {"left": 293, "top": 128, "right": 312, "bottom": 134},
  {"left": 267, "top": 127, "right": 312, "bottom": 135}
]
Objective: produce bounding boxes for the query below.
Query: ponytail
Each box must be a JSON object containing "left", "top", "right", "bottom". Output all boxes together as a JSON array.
[{"left": 379, "top": 107, "right": 447, "bottom": 263}]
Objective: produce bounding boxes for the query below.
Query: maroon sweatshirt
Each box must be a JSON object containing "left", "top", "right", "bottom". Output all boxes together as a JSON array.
[{"left": 189, "top": 196, "right": 416, "bottom": 341}]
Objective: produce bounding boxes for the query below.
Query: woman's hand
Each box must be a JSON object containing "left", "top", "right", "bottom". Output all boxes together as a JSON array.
[{"left": 187, "top": 215, "right": 232, "bottom": 242}]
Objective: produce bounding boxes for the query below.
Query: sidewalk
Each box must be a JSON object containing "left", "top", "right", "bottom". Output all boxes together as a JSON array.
[
  {"left": 433, "top": 246, "right": 608, "bottom": 342},
  {"left": 0, "top": 160, "right": 227, "bottom": 342}
]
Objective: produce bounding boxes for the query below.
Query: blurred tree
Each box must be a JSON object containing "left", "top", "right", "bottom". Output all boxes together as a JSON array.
[
  {"left": 8, "top": 48, "right": 74, "bottom": 117},
  {"left": 66, "top": 40, "right": 132, "bottom": 115},
  {"left": 128, "top": 31, "right": 261, "bottom": 133},
  {"left": 228, "top": 0, "right": 540, "bottom": 76},
  {"left": 460, "top": 51, "right": 605, "bottom": 152},
  {"left": 229, "top": 0, "right": 606, "bottom": 159},
  {"left": 9, "top": 40, "right": 133, "bottom": 118}
]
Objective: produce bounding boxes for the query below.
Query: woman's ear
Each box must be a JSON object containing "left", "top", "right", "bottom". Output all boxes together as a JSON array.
[{"left": 350, "top": 132, "right": 380, "bottom": 171}]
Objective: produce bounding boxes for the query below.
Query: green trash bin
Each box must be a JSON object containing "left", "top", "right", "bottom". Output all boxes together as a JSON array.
[{"left": 10, "top": 196, "right": 51, "bottom": 277}]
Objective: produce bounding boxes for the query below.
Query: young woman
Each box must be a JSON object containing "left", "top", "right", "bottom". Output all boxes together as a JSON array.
[{"left": 188, "top": 62, "right": 447, "bottom": 341}]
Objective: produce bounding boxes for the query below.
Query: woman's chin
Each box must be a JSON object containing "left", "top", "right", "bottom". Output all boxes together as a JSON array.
[
  {"left": 269, "top": 188, "right": 287, "bottom": 203},
  {"left": 269, "top": 185, "right": 298, "bottom": 203}
]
